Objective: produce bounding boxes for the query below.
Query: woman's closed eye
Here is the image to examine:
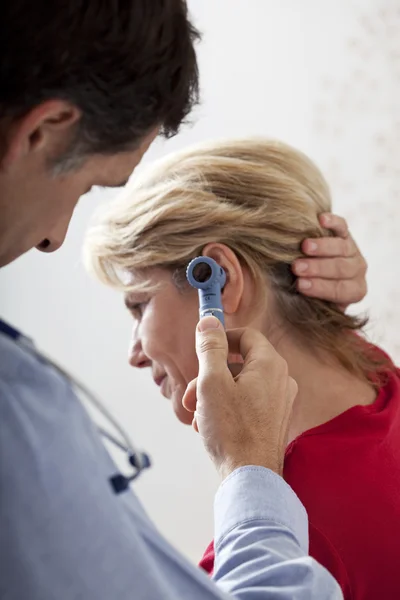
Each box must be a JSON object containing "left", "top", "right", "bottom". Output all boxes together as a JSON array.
[
  {"left": 130, "top": 302, "right": 148, "bottom": 319},
  {"left": 125, "top": 296, "right": 149, "bottom": 320}
]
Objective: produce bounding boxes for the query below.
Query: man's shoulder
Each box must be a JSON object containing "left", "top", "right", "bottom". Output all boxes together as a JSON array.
[
  {"left": 0, "top": 328, "right": 38, "bottom": 381},
  {"left": 0, "top": 331, "right": 80, "bottom": 428}
]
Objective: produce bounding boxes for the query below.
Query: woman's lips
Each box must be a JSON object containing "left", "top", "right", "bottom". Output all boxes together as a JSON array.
[
  {"left": 160, "top": 376, "right": 169, "bottom": 398},
  {"left": 154, "top": 375, "right": 166, "bottom": 387},
  {"left": 153, "top": 373, "right": 169, "bottom": 397}
]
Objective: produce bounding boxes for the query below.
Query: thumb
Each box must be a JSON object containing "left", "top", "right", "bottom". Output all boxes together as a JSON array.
[{"left": 196, "top": 316, "right": 228, "bottom": 377}]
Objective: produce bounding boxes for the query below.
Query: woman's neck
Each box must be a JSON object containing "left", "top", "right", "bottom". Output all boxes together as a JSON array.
[{"left": 269, "top": 329, "right": 377, "bottom": 445}]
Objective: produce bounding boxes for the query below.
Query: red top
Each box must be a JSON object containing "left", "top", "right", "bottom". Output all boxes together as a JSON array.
[{"left": 199, "top": 366, "right": 400, "bottom": 599}]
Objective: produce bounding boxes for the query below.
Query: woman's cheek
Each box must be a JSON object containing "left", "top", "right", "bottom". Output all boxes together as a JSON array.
[{"left": 141, "top": 315, "right": 163, "bottom": 360}]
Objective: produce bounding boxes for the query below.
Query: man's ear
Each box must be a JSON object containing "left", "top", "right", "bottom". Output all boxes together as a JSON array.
[
  {"left": 2, "top": 100, "right": 81, "bottom": 169},
  {"left": 201, "top": 243, "right": 244, "bottom": 315}
]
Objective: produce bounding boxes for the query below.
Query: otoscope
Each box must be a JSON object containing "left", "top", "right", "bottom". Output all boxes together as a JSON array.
[{"left": 186, "top": 256, "right": 226, "bottom": 327}]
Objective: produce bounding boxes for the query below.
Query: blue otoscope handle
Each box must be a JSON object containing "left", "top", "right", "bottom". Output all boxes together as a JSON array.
[{"left": 186, "top": 257, "right": 226, "bottom": 327}]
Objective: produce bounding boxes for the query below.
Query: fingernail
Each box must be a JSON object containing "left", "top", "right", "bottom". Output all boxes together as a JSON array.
[
  {"left": 197, "top": 316, "right": 222, "bottom": 332},
  {"left": 298, "top": 279, "right": 312, "bottom": 290},
  {"left": 295, "top": 261, "right": 308, "bottom": 273},
  {"left": 308, "top": 242, "right": 317, "bottom": 253}
]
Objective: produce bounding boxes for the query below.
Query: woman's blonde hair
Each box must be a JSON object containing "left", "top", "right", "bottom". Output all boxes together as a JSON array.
[{"left": 85, "top": 137, "right": 390, "bottom": 382}]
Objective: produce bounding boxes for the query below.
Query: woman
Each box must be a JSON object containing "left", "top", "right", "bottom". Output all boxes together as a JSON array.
[{"left": 85, "top": 138, "right": 400, "bottom": 600}]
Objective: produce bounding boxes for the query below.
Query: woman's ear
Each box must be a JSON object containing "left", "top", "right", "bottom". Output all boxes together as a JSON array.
[{"left": 201, "top": 243, "right": 244, "bottom": 315}]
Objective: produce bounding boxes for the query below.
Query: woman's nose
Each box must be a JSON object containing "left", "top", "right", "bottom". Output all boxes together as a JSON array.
[{"left": 128, "top": 337, "right": 152, "bottom": 369}]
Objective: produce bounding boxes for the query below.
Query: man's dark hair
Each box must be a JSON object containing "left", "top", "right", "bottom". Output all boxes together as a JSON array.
[{"left": 0, "top": 1, "right": 200, "bottom": 163}]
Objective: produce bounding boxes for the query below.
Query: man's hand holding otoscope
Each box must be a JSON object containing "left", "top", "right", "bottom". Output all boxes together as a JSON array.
[{"left": 184, "top": 257, "right": 297, "bottom": 480}]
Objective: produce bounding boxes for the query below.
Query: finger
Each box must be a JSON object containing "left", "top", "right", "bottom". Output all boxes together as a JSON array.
[
  {"left": 182, "top": 378, "right": 197, "bottom": 413},
  {"left": 195, "top": 316, "right": 229, "bottom": 377},
  {"left": 228, "top": 352, "right": 244, "bottom": 364},
  {"left": 225, "top": 328, "right": 277, "bottom": 373},
  {"left": 292, "top": 256, "right": 364, "bottom": 280},
  {"left": 319, "top": 213, "right": 349, "bottom": 238},
  {"left": 192, "top": 413, "right": 199, "bottom": 433},
  {"left": 301, "top": 235, "right": 357, "bottom": 258},
  {"left": 296, "top": 277, "right": 367, "bottom": 305},
  {"left": 197, "top": 319, "right": 275, "bottom": 369}
]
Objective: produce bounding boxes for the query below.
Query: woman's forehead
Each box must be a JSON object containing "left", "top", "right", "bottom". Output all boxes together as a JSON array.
[{"left": 123, "top": 269, "right": 174, "bottom": 304}]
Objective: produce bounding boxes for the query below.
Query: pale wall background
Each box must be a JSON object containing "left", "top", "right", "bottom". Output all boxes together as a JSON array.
[{"left": 0, "top": 0, "right": 399, "bottom": 562}]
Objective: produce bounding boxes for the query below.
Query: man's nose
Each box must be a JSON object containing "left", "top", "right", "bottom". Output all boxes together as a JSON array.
[
  {"left": 128, "top": 335, "right": 152, "bottom": 369},
  {"left": 36, "top": 214, "right": 72, "bottom": 253}
]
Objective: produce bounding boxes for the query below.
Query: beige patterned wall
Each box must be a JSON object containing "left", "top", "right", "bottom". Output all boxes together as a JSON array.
[
  {"left": 309, "top": 0, "right": 400, "bottom": 360},
  {"left": 0, "top": 1, "right": 398, "bottom": 561}
]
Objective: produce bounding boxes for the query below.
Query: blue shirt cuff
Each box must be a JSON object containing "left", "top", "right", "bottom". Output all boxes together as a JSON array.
[{"left": 214, "top": 466, "right": 309, "bottom": 551}]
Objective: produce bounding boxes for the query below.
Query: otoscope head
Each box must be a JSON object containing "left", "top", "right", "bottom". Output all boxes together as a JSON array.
[
  {"left": 186, "top": 256, "right": 226, "bottom": 327},
  {"left": 186, "top": 256, "right": 226, "bottom": 291}
]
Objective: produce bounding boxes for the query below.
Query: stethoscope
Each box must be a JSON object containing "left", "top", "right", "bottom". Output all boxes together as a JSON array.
[
  {"left": 0, "top": 257, "right": 226, "bottom": 495},
  {"left": 0, "top": 319, "right": 151, "bottom": 495}
]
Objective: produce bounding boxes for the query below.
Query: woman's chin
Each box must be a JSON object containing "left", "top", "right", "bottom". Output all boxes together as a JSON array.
[{"left": 172, "top": 393, "right": 194, "bottom": 425}]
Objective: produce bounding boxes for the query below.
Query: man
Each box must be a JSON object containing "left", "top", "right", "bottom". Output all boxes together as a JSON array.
[{"left": 0, "top": 2, "right": 364, "bottom": 598}]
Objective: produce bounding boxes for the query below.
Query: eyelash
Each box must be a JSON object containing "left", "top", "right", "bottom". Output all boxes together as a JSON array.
[{"left": 130, "top": 302, "right": 147, "bottom": 319}]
